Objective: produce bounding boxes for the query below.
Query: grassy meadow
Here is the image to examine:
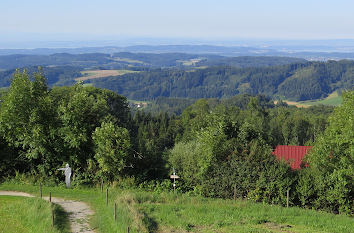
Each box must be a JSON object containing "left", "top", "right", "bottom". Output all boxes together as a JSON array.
[
  {"left": 76, "top": 69, "right": 139, "bottom": 81},
  {"left": 0, "top": 195, "right": 69, "bottom": 233},
  {"left": 0, "top": 182, "right": 353, "bottom": 233},
  {"left": 284, "top": 91, "right": 343, "bottom": 108}
]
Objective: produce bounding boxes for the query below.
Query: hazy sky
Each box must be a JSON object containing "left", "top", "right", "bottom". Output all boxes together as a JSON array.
[{"left": 1, "top": 0, "right": 354, "bottom": 42}]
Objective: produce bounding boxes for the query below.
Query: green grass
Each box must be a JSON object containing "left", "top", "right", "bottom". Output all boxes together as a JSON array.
[
  {"left": 0, "top": 195, "right": 69, "bottom": 233},
  {"left": 299, "top": 94, "right": 343, "bottom": 106},
  {"left": 1, "top": 182, "right": 353, "bottom": 233},
  {"left": 127, "top": 190, "right": 354, "bottom": 233},
  {"left": 113, "top": 57, "right": 146, "bottom": 64},
  {"left": 0, "top": 182, "right": 136, "bottom": 233},
  {"left": 284, "top": 91, "right": 343, "bottom": 108},
  {"left": 77, "top": 69, "right": 139, "bottom": 81}
]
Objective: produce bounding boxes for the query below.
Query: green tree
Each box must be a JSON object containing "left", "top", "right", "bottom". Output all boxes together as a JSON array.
[
  {"left": 57, "top": 83, "right": 110, "bottom": 174},
  {"left": 0, "top": 69, "right": 56, "bottom": 173},
  {"left": 92, "top": 121, "right": 131, "bottom": 181},
  {"left": 306, "top": 91, "right": 354, "bottom": 214}
]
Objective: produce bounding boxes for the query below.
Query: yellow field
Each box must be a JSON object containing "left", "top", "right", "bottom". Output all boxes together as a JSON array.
[
  {"left": 178, "top": 58, "right": 203, "bottom": 66},
  {"left": 112, "top": 57, "right": 145, "bottom": 64},
  {"left": 76, "top": 70, "right": 139, "bottom": 81}
]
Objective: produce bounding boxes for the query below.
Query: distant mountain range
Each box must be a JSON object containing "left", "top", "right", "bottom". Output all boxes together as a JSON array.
[
  {"left": 1, "top": 44, "right": 354, "bottom": 60},
  {"left": 0, "top": 52, "right": 305, "bottom": 70}
]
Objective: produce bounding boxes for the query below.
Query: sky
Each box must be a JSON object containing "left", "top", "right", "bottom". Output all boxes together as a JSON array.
[{"left": 1, "top": 0, "right": 354, "bottom": 46}]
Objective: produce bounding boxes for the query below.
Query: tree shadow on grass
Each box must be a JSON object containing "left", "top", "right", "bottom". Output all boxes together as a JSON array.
[
  {"left": 53, "top": 203, "right": 71, "bottom": 233},
  {"left": 142, "top": 211, "right": 158, "bottom": 233}
]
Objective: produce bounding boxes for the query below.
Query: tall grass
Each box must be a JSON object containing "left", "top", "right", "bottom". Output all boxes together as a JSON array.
[{"left": 0, "top": 196, "right": 69, "bottom": 233}]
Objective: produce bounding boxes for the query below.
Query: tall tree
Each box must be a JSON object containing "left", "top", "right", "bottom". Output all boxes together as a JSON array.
[
  {"left": 92, "top": 121, "right": 131, "bottom": 181},
  {"left": 306, "top": 91, "right": 353, "bottom": 214}
]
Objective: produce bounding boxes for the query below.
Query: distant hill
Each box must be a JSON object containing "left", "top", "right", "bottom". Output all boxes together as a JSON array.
[
  {"left": 0, "top": 53, "right": 352, "bottom": 102},
  {"left": 0, "top": 53, "right": 305, "bottom": 70},
  {"left": 1, "top": 44, "right": 354, "bottom": 60},
  {"left": 0, "top": 66, "right": 81, "bottom": 87},
  {"left": 0, "top": 54, "right": 306, "bottom": 88},
  {"left": 87, "top": 60, "right": 354, "bottom": 101}
]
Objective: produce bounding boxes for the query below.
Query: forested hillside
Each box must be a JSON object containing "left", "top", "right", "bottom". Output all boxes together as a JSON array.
[
  {"left": 0, "top": 53, "right": 304, "bottom": 70},
  {"left": 0, "top": 54, "right": 352, "bottom": 102},
  {"left": 0, "top": 66, "right": 81, "bottom": 87},
  {"left": 89, "top": 60, "right": 354, "bottom": 101}
]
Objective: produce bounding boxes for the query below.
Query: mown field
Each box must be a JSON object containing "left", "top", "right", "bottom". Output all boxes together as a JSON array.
[
  {"left": 284, "top": 91, "right": 343, "bottom": 108},
  {"left": 76, "top": 69, "right": 139, "bottom": 81},
  {"left": 0, "top": 182, "right": 353, "bottom": 233}
]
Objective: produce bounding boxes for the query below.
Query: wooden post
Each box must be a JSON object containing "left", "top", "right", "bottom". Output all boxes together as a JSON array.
[
  {"left": 286, "top": 189, "right": 289, "bottom": 208},
  {"left": 114, "top": 202, "right": 117, "bottom": 221},
  {"left": 127, "top": 226, "right": 130, "bottom": 233},
  {"left": 233, "top": 184, "right": 237, "bottom": 201},
  {"left": 52, "top": 208, "right": 54, "bottom": 227},
  {"left": 106, "top": 188, "right": 108, "bottom": 206},
  {"left": 40, "top": 183, "right": 42, "bottom": 199},
  {"left": 49, "top": 192, "right": 52, "bottom": 203}
]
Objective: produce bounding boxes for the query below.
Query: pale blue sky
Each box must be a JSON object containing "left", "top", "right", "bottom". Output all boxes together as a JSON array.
[{"left": 1, "top": 0, "right": 354, "bottom": 42}]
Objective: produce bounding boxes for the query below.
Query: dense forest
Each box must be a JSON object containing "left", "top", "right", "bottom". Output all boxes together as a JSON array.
[
  {"left": 0, "top": 70, "right": 352, "bottom": 215},
  {"left": 89, "top": 60, "right": 354, "bottom": 101},
  {"left": 0, "top": 54, "right": 352, "bottom": 102}
]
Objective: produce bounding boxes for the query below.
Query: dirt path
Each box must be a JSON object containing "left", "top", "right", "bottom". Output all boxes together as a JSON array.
[{"left": 0, "top": 191, "right": 95, "bottom": 233}]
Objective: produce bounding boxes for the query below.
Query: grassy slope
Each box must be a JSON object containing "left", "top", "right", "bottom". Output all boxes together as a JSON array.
[
  {"left": 77, "top": 70, "right": 139, "bottom": 81},
  {"left": 0, "top": 195, "right": 69, "bottom": 233},
  {"left": 0, "top": 183, "right": 353, "bottom": 233},
  {"left": 299, "top": 91, "right": 343, "bottom": 106},
  {"left": 0, "top": 183, "right": 133, "bottom": 233},
  {"left": 129, "top": 190, "right": 354, "bottom": 233},
  {"left": 284, "top": 91, "right": 343, "bottom": 108}
]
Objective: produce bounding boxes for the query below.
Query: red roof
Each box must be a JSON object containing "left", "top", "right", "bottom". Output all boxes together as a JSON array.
[{"left": 272, "top": 145, "right": 312, "bottom": 170}]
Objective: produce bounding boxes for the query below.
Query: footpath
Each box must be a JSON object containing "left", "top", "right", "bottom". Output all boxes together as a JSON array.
[{"left": 0, "top": 191, "right": 95, "bottom": 233}]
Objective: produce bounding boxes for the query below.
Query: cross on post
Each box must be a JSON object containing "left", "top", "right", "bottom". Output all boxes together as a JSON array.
[{"left": 170, "top": 168, "right": 180, "bottom": 193}]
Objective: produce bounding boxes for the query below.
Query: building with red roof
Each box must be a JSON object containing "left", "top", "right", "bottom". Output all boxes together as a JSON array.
[{"left": 272, "top": 145, "right": 312, "bottom": 170}]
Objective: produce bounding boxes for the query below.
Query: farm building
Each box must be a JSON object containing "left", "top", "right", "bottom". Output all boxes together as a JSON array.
[{"left": 272, "top": 145, "right": 312, "bottom": 170}]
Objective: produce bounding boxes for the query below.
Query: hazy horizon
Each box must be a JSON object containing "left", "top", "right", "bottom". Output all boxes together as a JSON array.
[{"left": 2, "top": 0, "right": 354, "bottom": 49}]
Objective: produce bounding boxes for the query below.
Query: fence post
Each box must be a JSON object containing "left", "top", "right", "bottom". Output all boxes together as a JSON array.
[
  {"left": 101, "top": 179, "right": 103, "bottom": 193},
  {"left": 127, "top": 226, "right": 130, "bottom": 233},
  {"left": 106, "top": 188, "right": 108, "bottom": 206},
  {"left": 286, "top": 189, "right": 289, "bottom": 208},
  {"left": 49, "top": 192, "right": 52, "bottom": 202},
  {"left": 40, "top": 183, "right": 42, "bottom": 199},
  {"left": 233, "top": 184, "right": 237, "bottom": 200},
  {"left": 52, "top": 208, "right": 54, "bottom": 227},
  {"left": 114, "top": 202, "right": 117, "bottom": 221}
]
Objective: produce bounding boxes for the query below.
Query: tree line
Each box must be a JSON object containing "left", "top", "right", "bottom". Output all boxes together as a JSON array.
[{"left": 0, "top": 70, "right": 352, "bottom": 214}]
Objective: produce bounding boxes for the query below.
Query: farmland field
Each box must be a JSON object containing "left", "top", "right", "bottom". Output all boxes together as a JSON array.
[
  {"left": 298, "top": 91, "right": 343, "bottom": 106},
  {"left": 178, "top": 58, "right": 203, "bottom": 66},
  {"left": 76, "top": 69, "right": 139, "bottom": 81},
  {"left": 281, "top": 91, "right": 343, "bottom": 108},
  {"left": 113, "top": 57, "right": 146, "bottom": 64}
]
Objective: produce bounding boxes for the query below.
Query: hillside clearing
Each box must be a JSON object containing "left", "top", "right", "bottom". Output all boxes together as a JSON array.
[
  {"left": 112, "top": 57, "right": 146, "bottom": 64},
  {"left": 278, "top": 91, "right": 343, "bottom": 108},
  {"left": 76, "top": 70, "right": 139, "bottom": 81}
]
